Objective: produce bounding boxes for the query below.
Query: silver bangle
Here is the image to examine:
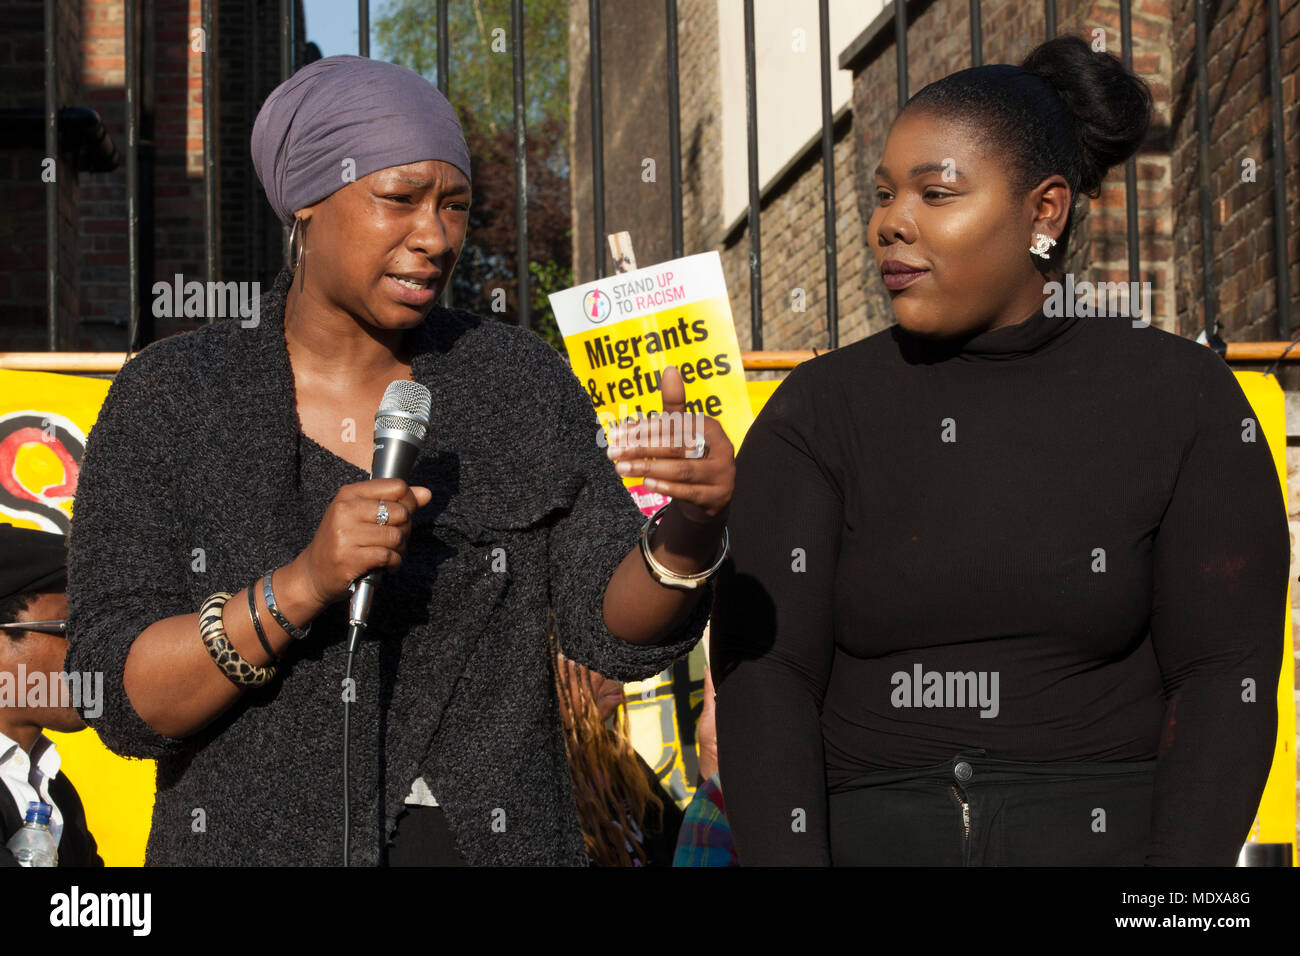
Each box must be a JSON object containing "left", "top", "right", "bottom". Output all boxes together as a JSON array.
[
  {"left": 263, "top": 570, "right": 312, "bottom": 641},
  {"left": 639, "top": 503, "right": 729, "bottom": 590}
]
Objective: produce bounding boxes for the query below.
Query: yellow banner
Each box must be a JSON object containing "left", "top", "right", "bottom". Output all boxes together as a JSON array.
[
  {"left": 0, "top": 369, "right": 155, "bottom": 866},
  {"left": 1233, "top": 371, "right": 1296, "bottom": 864},
  {"left": 8, "top": 362, "right": 1288, "bottom": 865}
]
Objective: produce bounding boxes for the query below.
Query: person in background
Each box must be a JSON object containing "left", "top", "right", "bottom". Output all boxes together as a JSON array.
[
  {"left": 674, "top": 632, "right": 738, "bottom": 867},
  {"left": 0, "top": 525, "right": 102, "bottom": 867},
  {"left": 551, "top": 622, "right": 684, "bottom": 866}
]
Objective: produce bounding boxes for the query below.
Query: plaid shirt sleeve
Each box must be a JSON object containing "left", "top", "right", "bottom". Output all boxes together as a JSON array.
[{"left": 672, "top": 772, "right": 739, "bottom": 867}]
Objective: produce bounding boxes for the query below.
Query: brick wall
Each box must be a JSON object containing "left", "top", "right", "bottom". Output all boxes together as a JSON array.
[
  {"left": 1171, "top": 0, "right": 1300, "bottom": 345},
  {"left": 717, "top": 119, "right": 873, "bottom": 356},
  {"left": 0, "top": 0, "right": 306, "bottom": 352},
  {"left": 677, "top": 0, "right": 723, "bottom": 266},
  {"left": 150, "top": 0, "right": 209, "bottom": 339},
  {"left": 672, "top": 0, "right": 872, "bottom": 357},
  {"left": 568, "top": 0, "right": 873, "bottom": 358},
  {"left": 78, "top": 0, "right": 126, "bottom": 344}
]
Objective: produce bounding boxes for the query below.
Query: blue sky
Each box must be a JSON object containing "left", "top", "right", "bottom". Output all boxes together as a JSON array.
[{"left": 301, "top": 0, "right": 396, "bottom": 58}]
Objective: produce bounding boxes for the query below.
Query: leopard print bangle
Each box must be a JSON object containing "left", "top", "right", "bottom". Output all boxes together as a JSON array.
[{"left": 199, "top": 591, "right": 277, "bottom": 688}]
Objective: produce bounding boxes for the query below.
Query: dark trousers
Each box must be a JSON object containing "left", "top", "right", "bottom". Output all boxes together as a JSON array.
[{"left": 828, "top": 750, "right": 1156, "bottom": 866}]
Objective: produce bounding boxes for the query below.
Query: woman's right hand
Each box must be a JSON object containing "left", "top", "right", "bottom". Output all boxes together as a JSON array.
[
  {"left": 120, "top": 477, "right": 432, "bottom": 740},
  {"left": 293, "top": 477, "right": 433, "bottom": 606}
]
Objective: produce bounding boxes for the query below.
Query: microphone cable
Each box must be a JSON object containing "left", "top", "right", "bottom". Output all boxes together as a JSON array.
[
  {"left": 338, "top": 379, "right": 431, "bottom": 866},
  {"left": 342, "top": 596, "right": 374, "bottom": 865},
  {"left": 342, "top": 639, "right": 356, "bottom": 866}
]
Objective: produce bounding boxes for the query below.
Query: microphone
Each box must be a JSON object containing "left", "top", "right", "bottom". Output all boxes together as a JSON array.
[{"left": 345, "top": 379, "right": 432, "bottom": 654}]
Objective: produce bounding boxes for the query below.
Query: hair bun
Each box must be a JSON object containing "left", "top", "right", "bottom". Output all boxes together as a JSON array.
[{"left": 1021, "top": 35, "right": 1152, "bottom": 197}]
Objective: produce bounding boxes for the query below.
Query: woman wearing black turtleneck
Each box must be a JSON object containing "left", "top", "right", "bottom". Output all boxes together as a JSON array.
[{"left": 712, "top": 37, "right": 1289, "bottom": 866}]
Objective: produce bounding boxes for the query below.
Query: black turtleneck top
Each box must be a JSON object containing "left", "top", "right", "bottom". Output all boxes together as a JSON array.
[{"left": 712, "top": 307, "right": 1289, "bottom": 866}]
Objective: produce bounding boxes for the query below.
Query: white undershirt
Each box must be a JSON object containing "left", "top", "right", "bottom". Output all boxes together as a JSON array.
[{"left": 404, "top": 776, "right": 439, "bottom": 807}]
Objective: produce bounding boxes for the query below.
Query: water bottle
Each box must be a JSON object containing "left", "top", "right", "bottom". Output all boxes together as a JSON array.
[{"left": 6, "top": 801, "right": 58, "bottom": 867}]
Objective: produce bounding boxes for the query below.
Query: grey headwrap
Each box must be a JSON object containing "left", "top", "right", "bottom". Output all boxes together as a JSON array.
[{"left": 251, "top": 55, "right": 471, "bottom": 226}]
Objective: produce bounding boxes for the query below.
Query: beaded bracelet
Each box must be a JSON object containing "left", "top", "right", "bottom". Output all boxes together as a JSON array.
[
  {"left": 199, "top": 591, "right": 277, "bottom": 688},
  {"left": 263, "top": 570, "right": 312, "bottom": 641}
]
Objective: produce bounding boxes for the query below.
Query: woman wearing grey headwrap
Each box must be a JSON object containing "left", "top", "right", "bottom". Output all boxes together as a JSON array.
[{"left": 65, "top": 56, "right": 732, "bottom": 866}]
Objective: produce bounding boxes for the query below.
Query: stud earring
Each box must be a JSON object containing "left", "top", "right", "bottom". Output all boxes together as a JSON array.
[{"left": 1030, "top": 233, "right": 1056, "bottom": 260}]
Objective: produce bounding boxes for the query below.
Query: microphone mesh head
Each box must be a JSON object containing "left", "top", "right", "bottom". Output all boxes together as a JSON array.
[{"left": 376, "top": 380, "right": 431, "bottom": 442}]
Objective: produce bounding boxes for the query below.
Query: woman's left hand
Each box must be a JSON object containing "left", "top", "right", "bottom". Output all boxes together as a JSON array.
[{"left": 605, "top": 365, "right": 735, "bottom": 526}]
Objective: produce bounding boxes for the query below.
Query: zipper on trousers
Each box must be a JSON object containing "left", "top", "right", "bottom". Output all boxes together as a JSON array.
[{"left": 950, "top": 785, "right": 970, "bottom": 841}]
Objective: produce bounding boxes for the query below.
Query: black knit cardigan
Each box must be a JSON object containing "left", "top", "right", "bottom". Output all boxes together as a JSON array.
[{"left": 65, "top": 267, "right": 709, "bottom": 865}]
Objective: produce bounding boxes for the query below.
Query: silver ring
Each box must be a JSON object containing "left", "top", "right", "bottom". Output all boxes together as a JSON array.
[
  {"left": 685, "top": 435, "right": 709, "bottom": 460},
  {"left": 376, "top": 501, "right": 389, "bottom": 526}
]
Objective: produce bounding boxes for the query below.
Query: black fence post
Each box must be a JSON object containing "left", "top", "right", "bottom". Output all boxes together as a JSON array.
[
  {"left": 666, "top": 0, "right": 683, "bottom": 260},
  {"left": 1194, "top": 0, "right": 1220, "bottom": 347},
  {"left": 818, "top": 0, "right": 838, "bottom": 350},
  {"left": 589, "top": 0, "right": 606, "bottom": 279},
  {"left": 44, "top": 0, "right": 58, "bottom": 350},
  {"left": 1265, "top": 0, "right": 1292, "bottom": 338},
  {"left": 512, "top": 0, "right": 529, "bottom": 330},
  {"left": 743, "top": 0, "right": 761, "bottom": 349},
  {"left": 202, "top": 0, "right": 218, "bottom": 313},
  {"left": 1120, "top": 0, "right": 1141, "bottom": 314}
]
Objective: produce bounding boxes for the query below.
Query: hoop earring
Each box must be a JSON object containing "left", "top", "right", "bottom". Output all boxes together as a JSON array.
[
  {"left": 1030, "top": 232, "right": 1056, "bottom": 260},
  {"left": 288, "top": 217, "right": 304, "bottom": 272}
]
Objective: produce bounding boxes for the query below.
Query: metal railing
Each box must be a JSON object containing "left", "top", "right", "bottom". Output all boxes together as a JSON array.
[
  {"left": 26, "top": 0, "right": 1297, "bottom": 357},
  {"left": 7, "top": 340, "right": 1300, "bottom": 377}
]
